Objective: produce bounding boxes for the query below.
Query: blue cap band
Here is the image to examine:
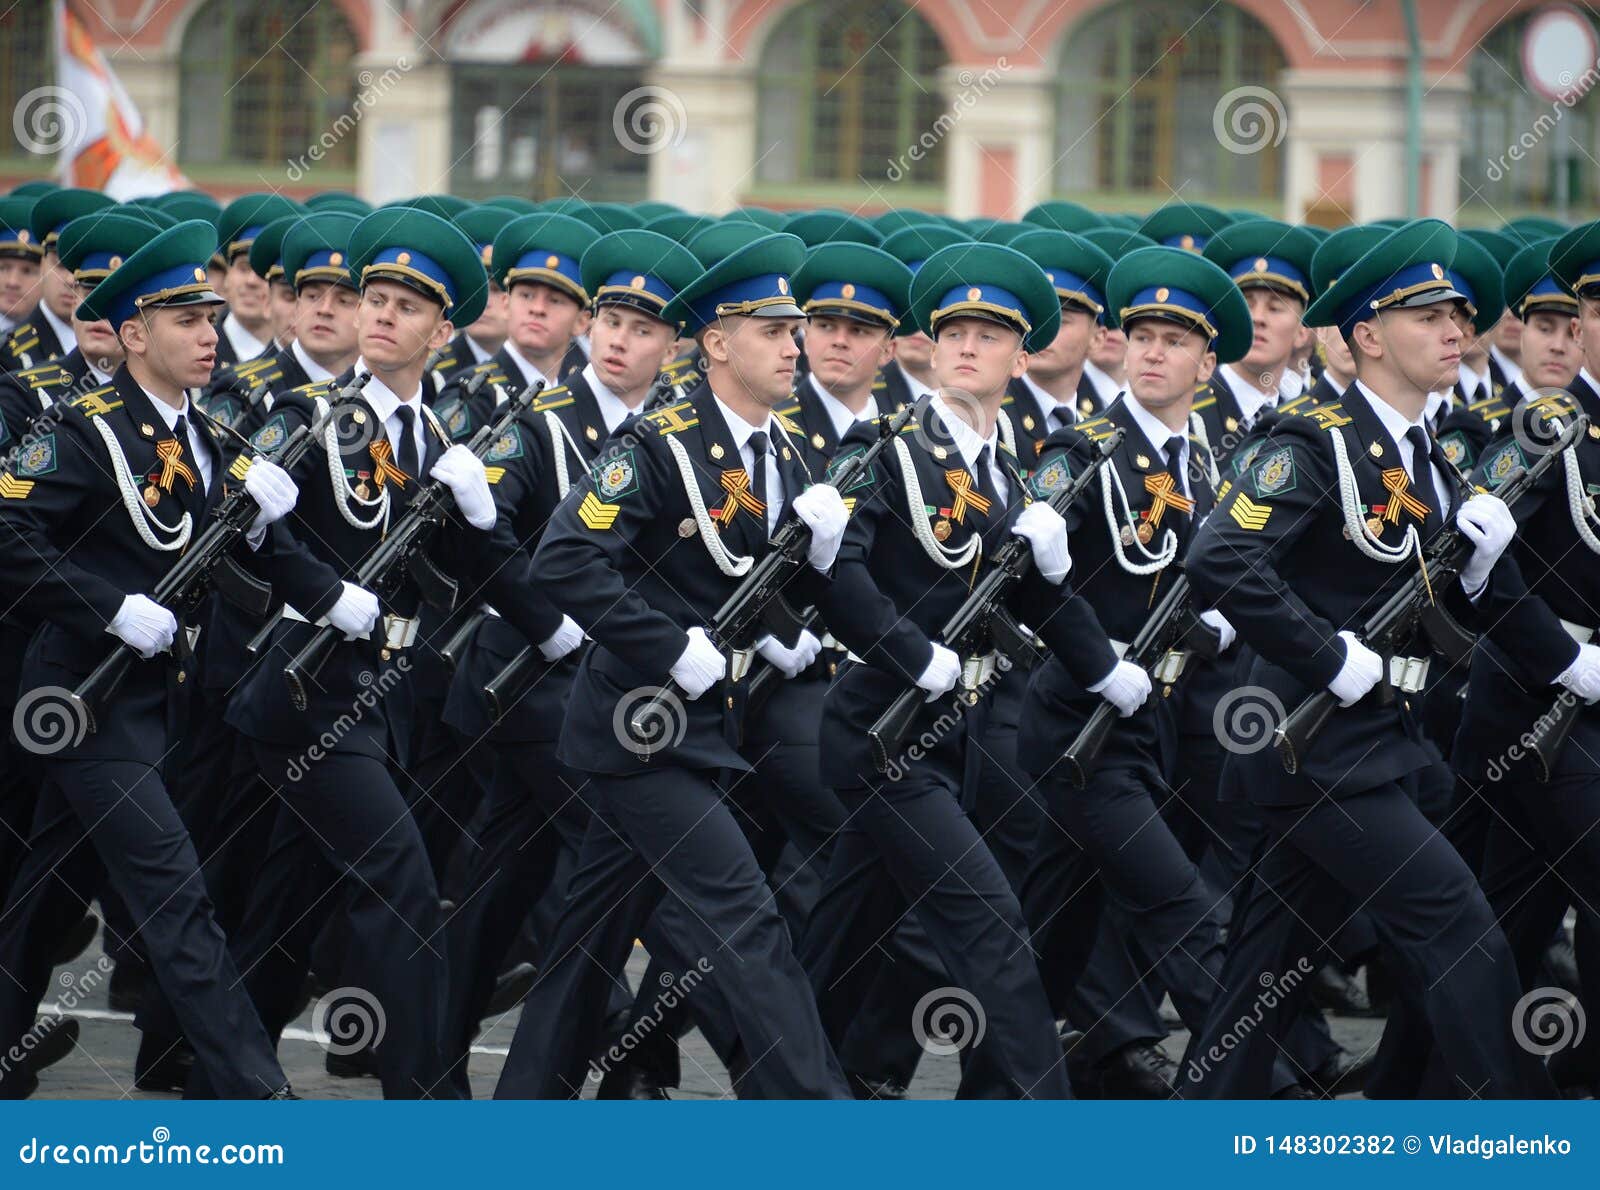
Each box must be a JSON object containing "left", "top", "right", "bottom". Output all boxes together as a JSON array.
[
  {"left": 688, "top": 273, "right": 801, "bottom": 330},
  {"left": 1121, "top": 285, "right": 1217, "bottom": 342},
  {"left": 1336, "top": 260, "right": 1460, "bottom": 339},
  {"left": 297, "top": 248, "right": 356, "bottom": 289},
  {"left": 506, "top": 248, "right": 585, "bottom": 301},
  {"left": 1226, "top": 254, "right": 1308, "bottom": 300},
  {"left": 1041, "top": 268, "right": 1105, "bottom": 316},
  {"left": 365, "top": 245, "right": 456, "bottom": 307},
  {"left": 804, "top": 279, "right": 898, "bottom": 326},
  {"left": 931, "top": 283, "right": 1030, "bottom": 333},
  {"left": 107, "top": 260, "right": 218, "bottom": 327}
]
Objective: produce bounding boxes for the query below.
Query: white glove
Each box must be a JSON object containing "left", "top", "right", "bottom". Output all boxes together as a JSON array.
[
  {"left": 1199, "top": 608, "right": 1237, "bottom": 652},
  {"left": 792, "top": 483, "right": 848, "bottom": 572},
  {"left": 755, "top": 630, "right": 822, "bottom": 680},
  {"left": 243, "top": 458, "right": 299, "bottom": 531},
  {"left": 1088, "top": 659, "right": 1152, "bottom": 717},
  {"left": 324, "top": 582, "right": 381, "bottom": 641},
  {"left": 915, "top": 643, "right": 962, "bottom": 703},
  {"left": 1556, "top": 643, "right": 1600, "bottom": 704},
  {"left": 430, "top": 444, "right": 496, "bottom": 531},
  {"left": 1010, "top": 502, "right": 1072, "bottom": 584},
  {"left": 1328, "top": 630, "right": 1383, "bottom": 706},
  {"left": 1456, "top": 493, "right": 1516, "bottom": 594},
  {"left": 670, "top": 625, "right": 726, "bottom": 700},
  {"left": 106, "top": 594, "right": 178, "bottom": 659},
  {"left": 537, "top": 614, "right": 585, "bottom": 662}
]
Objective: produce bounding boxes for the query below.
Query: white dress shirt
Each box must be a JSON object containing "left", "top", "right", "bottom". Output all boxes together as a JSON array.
[
  {"left": 1219, "top": 363, "right": 1279, "bottom": 431},
  {"left": 1489, "top": 343, "right": 1522, "bottom": 386},
  {"left": 353, "top": 358, "right": 428, "bottom": 469},
  {"left": 897, "top": 365, "right": 938, "bottom": 403},
  {"left": 39, "top": 302, "right": 76, "bottom": 357},
  {"left": 144, "top": 387, "right": 213, "bottom": 494},
  {"left": 1458, "top": 360, "right": 1490, "bottom": 403},
  {"left": 502, "top": 338, "right": 558, "bottom": 394},
  {"left": 930, "top": 393, "right": 1008, "bottom": 505},
  {"left": 1124, "top": 395, "right": 1193, "bottom": 499},
  {"left": 1351, "top": 380, "right": 1452, "bottom": 516},
  {"left": 583, "top": 362, "right": 637, "bottom": 435},
  {"left": 1018, "top": 373, "right": 1076, "bottom": 430},
  {"left": 712, "top": 393, "right": 785, "bottom": 537},
  {"left": 292, "top": 338, "right": 336, "bottom": 384},
  {"left": 221, "top": 312, "right": 268, "bottom": 362},
  {"left": 810, "top": 373, "right": 875, "bottom": 440},
  {"left": 1082, "top": 359, "right": 1122, "bottom": 408}
]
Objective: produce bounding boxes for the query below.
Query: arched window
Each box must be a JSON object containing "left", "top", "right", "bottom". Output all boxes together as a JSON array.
[
  {"left": 445, "top": 0, "right": 655, "bottom": 201},
  {"left": 1, "top": 0, "right": 53, "bottom": 162},
  {"left": 756, "top": 0, "right": 950, "bottom": 191},
  {"left": 179, "top": 0, "right": 359, "bottom": 172},
  {"left": 1462, "top": 11, "right": 1600, "bottom": 220},
  {"left": 1055, "top": 0, "right": 1286, "bottom": 202}
]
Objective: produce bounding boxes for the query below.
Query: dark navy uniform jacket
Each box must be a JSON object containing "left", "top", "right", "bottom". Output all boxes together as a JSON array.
[
  {"left": 0, "top": 305, "right": 67, "bottom": 374},
  {"left": 441, "top": 370, "right": 616, "bottom": 743},
  {"left": 199, "top": 346, "right": 314, "bottom": 436},
  {"left": 814, "top": 395, "right": 1097, "bottom": 790},
  {"left": 1187, "top": 388, "right": 1508, "bottom": 804},
  {"left": 0, "top": 366, "right": 233, "bottom": 766},
  {"left": 1017, "top": 397, "right": 1216, "bottom": 778},
  {"left": 1456, "top": 390, "right": 1600, "bottom": 780},
  {"left": 223, "top": 369, "right": 491, "bottom": 763},
  {"left": 534, "top": 381, "right": 823, "bottom": 775}
]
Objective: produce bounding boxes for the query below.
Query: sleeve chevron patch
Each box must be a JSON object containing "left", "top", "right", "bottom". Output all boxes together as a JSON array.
[
  {"left": 1228, "top": 492, "right": 1272, "bottom": 531},
  {"left": 0, "top": 473, "right": 35, "bottom": 500},
  {"left": 577, "top": 490, "right": 620, "bottom": 530}
]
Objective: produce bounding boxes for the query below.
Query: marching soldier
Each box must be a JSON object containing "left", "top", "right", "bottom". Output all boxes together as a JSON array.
[
  {"left": 1180, "top": 219, "right": 1553, "bottom": 1098},
  {"left": 494, "top": 233, "right": 852, "bottom": 1099},
  {"left": 210, "top": 194, "right": 305, "bottom": 368},
  {"left": 202, "top": 207, "right": 498, "bottom": 1099},
  {"left": 799, "top": 242, "right": 1076, "bottom": 1098},
  {"left": 439, "top": 227, "right": 703, "bottom": 1093},
  {"left": 0, "top": 189, "right": 114, "bottom": 374},
  {"left": 0, "top": 196, "right": 44, "bottom": 347},
  {"left": 0, "top": 219, "right": 300, "bottom": 1099}
]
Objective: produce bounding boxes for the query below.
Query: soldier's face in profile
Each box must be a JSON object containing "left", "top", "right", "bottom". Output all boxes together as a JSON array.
[
  {"left": 589, "top": 304, "right": 677, "bottom": 399},
  {"left": 268, "top": 280, "right": 297, "bottom": 347},
  {"left": 296, "top": 280, "right": 360, "bottom": 362},
  {"left": 893, "top": 330, "right": 934, "bottom": 372},
  {"left": 39, "top": 251, "right": 78, "bottom": 321},
  {"left": 223, "top": 253, "right": 269, "bottom": 321},
  {"left": 467, "top": 281, "right": 508, "bottom": 343},
  {"left": 1492, "top": 308, "right": 1522, "bottom": 358},
  {"left": 1577, "top": 298, "right": 1600, "bottom": 378},
  {"left": 0, "top": 256, "right": 41, "bottom": 320},
  {"left": 1124, "top": 318, "right": 1214, "bottom": 411},
  {"left": 507, "top": 281, "right": 583, "bottom": 356},
  {"left": 1360, "top": 304, "right": 1461, "bottom": 393},
  {"left": 124, "top": 304, "right": 220, "bottom": 392},
  {"left": 1240, "top": 287, "right": 1302, "bottom": 375},
  {"left": 708, "top": 314, "right": 802, "bottom": 406},
  {"left": 1090, "top": 324, "right": 1127, "bottom": 373},
  {"left": 357, "top": 279, "right": 451, "bottom": 370},
  {"left": 1025, "top": 307, "right": 1096, "bottom": 382},
  {"left": 1519, "top": 311, "right": 1581, "bottom": 390},
  {"left": 804, "top": 314, "right": 891, "bottom": 395},
  {"left": 931, "top": 316, "right": 1025, "bottom": 402},
  {"left": 71, "top": 282, "right": 122, "bottom": 369},
  {"left": 1316, "top": 324, "right": 1356, "bottom": 380}
]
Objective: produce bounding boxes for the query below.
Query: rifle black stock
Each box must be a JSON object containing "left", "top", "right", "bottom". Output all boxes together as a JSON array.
[
  {"left": 867, "top": 428, "right": 1126, "bottom": 774},
  {"left": 623, "top": 402, "right": 916, "bottom": 751},
  {"left": 282, "top": 372, "right": 534, "bottom": 711},
  {"left": 1274, "top": 415, "right": 1590, "bottom": 774},
  {"left": 69, "top": 372, "right": 371, "bottom": 733}
]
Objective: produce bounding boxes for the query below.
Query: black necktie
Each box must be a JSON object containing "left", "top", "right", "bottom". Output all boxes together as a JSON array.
[
  {"left": 975, "top": 444, "right": 1004, "bottom": 513},
  {"left": 395, "top": 405, "right": 420, "bottom": 506},
  {"left": 1048, "top": 406, "right": 1073, "bottom": 432},
  {"left": 1404, "top": 426, "right": 1443, "bottom": 539},
  {"left": 748, "top": 431, "right": 770, "bottom": 537},
  {"left": 171, "top": 415, "right": 206, "bottom": 517}
]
